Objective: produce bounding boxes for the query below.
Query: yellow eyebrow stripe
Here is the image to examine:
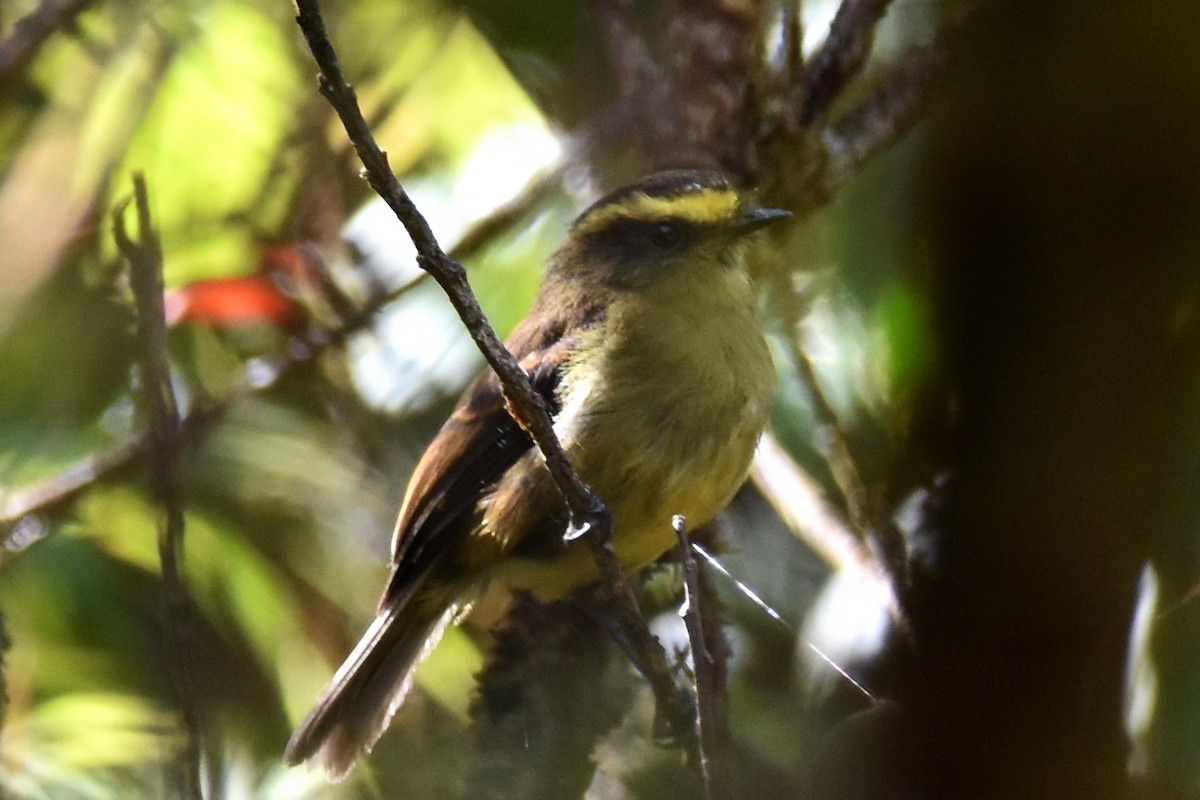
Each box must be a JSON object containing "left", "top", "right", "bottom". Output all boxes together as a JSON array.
[{"left": 571, "top": 187, "right": 739, "bottom": 238}]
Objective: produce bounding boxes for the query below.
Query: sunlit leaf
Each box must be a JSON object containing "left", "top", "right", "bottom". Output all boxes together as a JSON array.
[
  {"left": 114, "top": 1, "right": 305, "bottom": 284},
  {"left": 866, "top": 278, "right": 936, "bottom": 405},
  {"left": 0, "top": 692, "right": 178, "bottom": 800},
  {"left": 414, "top": 626, "right": 484, "bottom": 723},
  {"left": 374, "top": 17, "right": 546, "bottom": 174}
]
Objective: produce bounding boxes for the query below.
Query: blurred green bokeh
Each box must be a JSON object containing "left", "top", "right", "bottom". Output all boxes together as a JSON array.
[{"left": 1, "top": 0, "right": 1198, "bottom": 798}]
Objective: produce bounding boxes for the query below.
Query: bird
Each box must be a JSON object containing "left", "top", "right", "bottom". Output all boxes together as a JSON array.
[{"left": 285, "top": 169, "right": 788, "bottom": 779}]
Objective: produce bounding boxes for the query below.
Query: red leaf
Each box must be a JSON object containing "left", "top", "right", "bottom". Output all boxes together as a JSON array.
[{"left": 165, "top": 276, "right": 303, "bottom": 328}]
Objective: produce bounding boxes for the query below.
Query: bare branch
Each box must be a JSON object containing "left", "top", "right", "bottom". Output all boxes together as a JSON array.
[
  {"left": 822, "top": 23, "right": 952, "bottom": 189},
  {"left": 754, "top": 16, "right": 961, "bottom": 605},
  {"left": 788, "top": 339, "right": 872, "bottom": 537},
  {"left": 801, "top": 0, "right": 893, "bottom": 123},
  {"left": 750, "top": 432, "right": 904, "bottom": 621},
  {"left": 113, "top": 174, "right": 203, "bottom": 800},
  {"left": 0, "top": 0, "right": 97, "bottom": 88},
  {"left": 750, "top": 431, "right": 871, "bottom": 574},
  {"left": 784, "top": 324, "right": 911, "bottom": 601},
  {"left": 294, "top": 0, "right": 600, "bottom": 534},
  {"left": 1, "top": 438, "right": 142, "bottom": 531},
  {"left": 782, "top": 0, "right": 804, "bottom": 88},
  {"left": 675, "top": 517, "right": 734, "bottom": 800},
  {"left": 293, "top": 0, "right": 696, "bottom": 746},
  {"left": 759, "top": 6, "right": 959, "bottom": 223},
  {"left": 600, "top": 579, "right": 699, "bottom": 750}
]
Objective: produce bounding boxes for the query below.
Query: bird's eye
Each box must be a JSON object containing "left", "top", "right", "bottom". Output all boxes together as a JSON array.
[{"left": 649, "top": 222, "right": 684, "bottom": 250}]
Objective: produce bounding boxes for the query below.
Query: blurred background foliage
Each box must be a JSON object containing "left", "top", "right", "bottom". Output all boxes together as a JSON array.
[{"left": 0, "top": 0, "right": 1198, "bottom": 798}]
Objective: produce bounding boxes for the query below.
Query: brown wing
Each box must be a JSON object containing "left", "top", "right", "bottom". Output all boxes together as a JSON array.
[{"left": 379, "top": 303, "right": 602, "bottom": 608}]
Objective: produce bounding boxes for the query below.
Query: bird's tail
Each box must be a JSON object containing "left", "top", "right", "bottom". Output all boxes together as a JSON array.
[{"left": 284, "top": 589, "right": 459, "bottom": 780}]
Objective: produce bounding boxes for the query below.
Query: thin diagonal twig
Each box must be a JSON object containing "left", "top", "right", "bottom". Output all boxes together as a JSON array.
[
  {"left": 294, "top": 0, "right": 596, "bottom": 530},
  {"left": 751, "top": 431, "right": 871, "bottom": 574},
  {"left": 783, "top": 311, "right": 911, "bottom": 602},
  {"left": 293, "top": 0, "right": 695, "bottom": 747}
]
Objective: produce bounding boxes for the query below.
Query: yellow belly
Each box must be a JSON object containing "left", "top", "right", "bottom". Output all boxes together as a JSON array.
[{"left": 492, "top": 268, "right": 776, "bottom": 599}]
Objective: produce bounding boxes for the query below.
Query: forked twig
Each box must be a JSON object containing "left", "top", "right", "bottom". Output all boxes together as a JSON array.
[{"left": 822, "top": 17, "right": 955, "bottom": 190}]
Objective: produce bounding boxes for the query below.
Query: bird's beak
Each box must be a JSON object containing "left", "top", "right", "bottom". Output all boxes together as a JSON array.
[{"left": 733, "top": 207, "right": 793, "bottom": 235}]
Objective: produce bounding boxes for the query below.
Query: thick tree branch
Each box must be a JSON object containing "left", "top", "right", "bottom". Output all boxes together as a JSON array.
[
  {"left": 664, "top": 0, "right": 763, "bottom": 174},
  {"left": 591, "top": 0, "right": 679, "bottom": 166},
  {"left": 760, "top": 9, "right": 958, "bottom": 235},
  {"left": 782, "top": 0, "right": 804, "bottom": 88},
  {"left": 113, "top": 174, "right": 203, "bottom": 800}
]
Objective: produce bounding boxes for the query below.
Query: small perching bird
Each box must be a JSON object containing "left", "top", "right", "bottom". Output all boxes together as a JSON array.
[{"left": 285, "top": 170, "right": 787, "bottom": 779}]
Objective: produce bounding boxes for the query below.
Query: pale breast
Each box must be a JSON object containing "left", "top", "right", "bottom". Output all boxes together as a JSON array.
[
  {"left": 557, "top": 277, "right": 775, "bottom": 563},
  {"left": 495, "top": 266, "right": 776, "bottom": 598}
]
